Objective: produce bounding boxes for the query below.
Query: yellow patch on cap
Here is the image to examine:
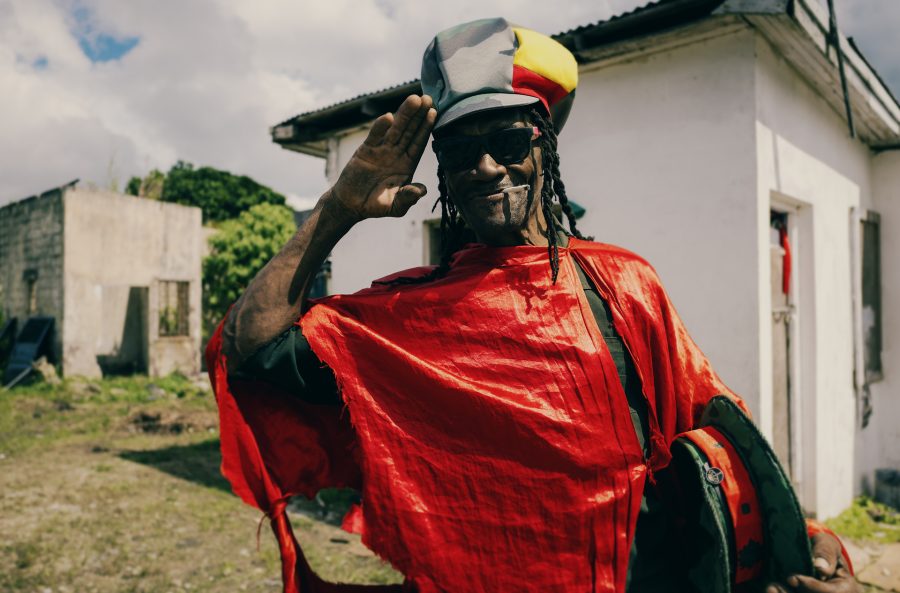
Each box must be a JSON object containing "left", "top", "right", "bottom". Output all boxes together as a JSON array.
[{"left": 512, "top": 27, "right": 578, "bottom": 93}]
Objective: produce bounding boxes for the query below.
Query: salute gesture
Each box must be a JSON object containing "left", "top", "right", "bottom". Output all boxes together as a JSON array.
[
  {"left": 329, "top": 94, "right": 437, "bottom": 222},
  {"left": 221, "top": 95, "right": 437, "bottom": 366}
]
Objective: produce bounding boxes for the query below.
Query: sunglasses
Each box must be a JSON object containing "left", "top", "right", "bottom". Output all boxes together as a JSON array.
[{"left": 432, "top": 126, "right": 541, "bottom": 172}]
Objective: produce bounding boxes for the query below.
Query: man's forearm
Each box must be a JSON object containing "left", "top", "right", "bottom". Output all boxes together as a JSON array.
[{"left": 221, "top": 191, "right": 357, "bottom": 372}]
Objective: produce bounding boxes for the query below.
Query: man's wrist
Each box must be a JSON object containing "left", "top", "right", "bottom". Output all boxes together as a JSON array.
[{"left": 319, "top": 188, "right": 363, "bottom": 228}]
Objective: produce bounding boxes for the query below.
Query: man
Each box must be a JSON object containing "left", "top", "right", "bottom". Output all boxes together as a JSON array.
[{"left": 210, "top": 18, "right": 859, "bottom": 593}]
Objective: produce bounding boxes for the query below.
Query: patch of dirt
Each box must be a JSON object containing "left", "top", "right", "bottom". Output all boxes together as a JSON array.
[
  {"left": 127, "top": 408, "right": 217, "bottom": 435},
  {"left": 0, "top": 391, "right": 401, "bottom": 592}
]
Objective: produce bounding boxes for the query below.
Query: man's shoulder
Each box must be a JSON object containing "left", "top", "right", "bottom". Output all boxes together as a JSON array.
[{"left": 570, "top": 238, "right": 659, "bottom": 278}]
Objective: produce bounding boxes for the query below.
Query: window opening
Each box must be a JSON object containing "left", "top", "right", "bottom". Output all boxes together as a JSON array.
[
  {"left": 861, "top": 211, "right": 882, "bottom": 383},
  {"left": 23, "top": 269, "right": 38, "bottom": 315},
  {"left": 158, "top": 280, "right": 189, "bottom": 337}
]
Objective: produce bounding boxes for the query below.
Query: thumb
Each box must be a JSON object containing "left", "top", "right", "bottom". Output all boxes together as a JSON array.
[
  {"left": 810, "top": 533, "right": 840, "bottom": 579},
  {"left": 390, "top": 182, "right": 427, "bottom": 216},
  {"left": 813, "top": 555, "right": 834, "bottom": 578}
]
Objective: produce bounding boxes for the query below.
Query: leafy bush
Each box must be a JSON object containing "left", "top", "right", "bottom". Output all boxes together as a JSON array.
[
  {"left": 825, "top": 496, "right": 900, "bottom": 542},
  {"left": 125, "top": 168, "right": 165, "bottom": 200},
  {"left": 202, "top": 202, "right": 296, "bottom": 333},
  {"left": 162, "top": 161, "right": 286, "bottom": 223}
]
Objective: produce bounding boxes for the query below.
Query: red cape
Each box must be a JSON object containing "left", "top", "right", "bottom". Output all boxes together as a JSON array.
[{"left": 207, "top": 238, "right": 743, "bottom": 593}]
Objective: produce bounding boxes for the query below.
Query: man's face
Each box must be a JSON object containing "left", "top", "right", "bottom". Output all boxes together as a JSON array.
[{"left": 435, "top": 108, "right": 545, "bottom": 246}]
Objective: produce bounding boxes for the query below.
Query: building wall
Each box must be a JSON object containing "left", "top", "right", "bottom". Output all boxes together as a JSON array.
[
  {"left": 62, "top": 189, "right": 202, "bottom": 377},
  {"left": 754, "top": 35, "right": 874, "bottom": 518},
  {"left": 565, "top": 30, "right": 760, "bottom": 410},
  {"left": 861, "top": 150, "right": 900, "bottom": 488},
  {"left": 0, "top": 191, "right": 65, "bottom": 361}
]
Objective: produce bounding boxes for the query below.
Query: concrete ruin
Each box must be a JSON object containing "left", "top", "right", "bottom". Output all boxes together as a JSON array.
[{"left": 0, "top": 181, "right": 203, "bottom": 377}]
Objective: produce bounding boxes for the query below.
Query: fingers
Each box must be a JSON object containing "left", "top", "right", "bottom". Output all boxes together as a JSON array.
[
  {"left": 766, "top": 569, "right": 860, "bottom": 593},
  {"left": 390, "top": 183, "right": 427, "bottom": 217},
  {"left": 383, "top": 95, "right": 429, "bottom": 146},
  {"left": 787, "top": 571, "right": 858, "bottom": 592},
  {"left": 395, "top": 96, "right": 433, "bottom": 149},
  {"left": 811, "top": 533, "right": 842, "bottom": 579},
  {"left": 406, "top": 105, "right": 437, "bottom": 159},
  {"left": 363, "top": 113, "right": 394, "bottom": 146}
]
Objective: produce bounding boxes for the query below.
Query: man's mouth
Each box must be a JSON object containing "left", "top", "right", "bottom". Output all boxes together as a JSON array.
[{"left": 474, "top": 185, "right": 530, "bottom": 200}]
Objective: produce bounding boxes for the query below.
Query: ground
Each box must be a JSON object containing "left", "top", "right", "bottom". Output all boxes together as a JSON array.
[
  {"left": 0, "top": 375, "right": 401, "bottom": 592},
  {"left": 0, "top": 375, "right": 897, "bottom": 592}
]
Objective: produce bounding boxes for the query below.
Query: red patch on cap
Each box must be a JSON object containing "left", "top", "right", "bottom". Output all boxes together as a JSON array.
[{"left": 512, "top": 65, "right": 569, "bottom": 113}]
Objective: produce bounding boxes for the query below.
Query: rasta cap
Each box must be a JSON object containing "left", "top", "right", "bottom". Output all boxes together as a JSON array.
[
  {"left": 421, "top": 18, "right": 578, "bottom": 132},
  {"left": 663, "top": 395, "right": 813, "bottom": 592}
]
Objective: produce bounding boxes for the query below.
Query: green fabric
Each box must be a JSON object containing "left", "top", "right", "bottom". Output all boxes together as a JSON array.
[
  {"left": 699, "top": 396, "right": 813, "bottom": 585},
  {"left": 239, "top": 257, "right": 682, "bottom": 592},
  {"left": 237, "top": 324, "right": 340, "bottom": 405},
  {"left": 669, "top": 438, "right": 734, "bottom": 593}
]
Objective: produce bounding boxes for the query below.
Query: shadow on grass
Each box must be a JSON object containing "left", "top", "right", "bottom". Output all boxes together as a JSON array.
[
  {"left": 118, "top": 438, "right": 232, "bottom": 494},
  {"left": 118, "top": 438, "right": 360, "bottom": 524}
]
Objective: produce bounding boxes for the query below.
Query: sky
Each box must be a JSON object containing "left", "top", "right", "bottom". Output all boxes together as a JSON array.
[{"left": 1, "top": 0, "right": 898, "bottom": 210}]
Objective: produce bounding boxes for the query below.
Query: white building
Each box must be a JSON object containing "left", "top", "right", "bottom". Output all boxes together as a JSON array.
[{"left": 270, "top": 0, "right": 899, "bottom": 520}]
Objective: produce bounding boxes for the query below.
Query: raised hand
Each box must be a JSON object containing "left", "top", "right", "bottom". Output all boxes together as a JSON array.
[{"left": 328, "top": 94, "right": 437, "bottom": 222}]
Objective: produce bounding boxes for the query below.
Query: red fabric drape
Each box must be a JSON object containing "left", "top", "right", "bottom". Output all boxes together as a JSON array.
[
  {"left": 207, "top": 239, "right": 747, "bottom": 593},
  {"left": 779, "top": 225, "right": 792, "bottom": 295}
]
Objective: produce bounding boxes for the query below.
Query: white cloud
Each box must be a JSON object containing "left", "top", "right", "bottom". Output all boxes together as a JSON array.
[{"left": 0, "top": 0, "right": 896, "bottom": 206}]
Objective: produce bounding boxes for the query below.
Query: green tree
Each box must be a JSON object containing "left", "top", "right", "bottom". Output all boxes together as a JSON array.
[
  {"left": 202, "top": 202, "right": 296, "bottom": 335},
  {"left": 125, "top": 169, "right": 164, "bottom": 200},
  {"left": 162, "top": 161, "right": 286, "bottom": 223},
  {"left": 125, "top": 176, "right": 141, "bottom": 196}
]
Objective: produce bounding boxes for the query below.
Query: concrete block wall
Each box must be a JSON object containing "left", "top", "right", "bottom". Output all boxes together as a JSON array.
[
  {"left": 63, "top": 189, "right": 203, "bottom": 377},
  {"left": 0, "top": 191, "right": 65, "bottom": 361}
]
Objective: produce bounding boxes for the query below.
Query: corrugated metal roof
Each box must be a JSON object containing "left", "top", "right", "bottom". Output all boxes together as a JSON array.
[
  {"left": 273, "top": 80, "right": 421, "bottom": 129},
  {"left": 555, "top": 0, "right": 669, "bottom": 37}
]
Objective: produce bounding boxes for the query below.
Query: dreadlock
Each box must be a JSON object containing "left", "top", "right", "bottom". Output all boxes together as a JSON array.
[{"left": 379, "top": 107, "right": 586, "bottom": 286}]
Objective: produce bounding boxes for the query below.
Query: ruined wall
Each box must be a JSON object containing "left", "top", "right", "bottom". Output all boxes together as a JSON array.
[
  {"left": 0, "top": 191, "right": 65, "bottom": 362},
  {"left": 62, "top": 189, "right": 202, "bottom": 377}
]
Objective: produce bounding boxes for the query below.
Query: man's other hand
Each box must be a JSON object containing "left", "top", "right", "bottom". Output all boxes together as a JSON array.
[
  {"left": 766, "top": 533, "right": 861, "bottom": 593},
  {"left": 328, "top": 94, "right": 437, "bottom": 222}
]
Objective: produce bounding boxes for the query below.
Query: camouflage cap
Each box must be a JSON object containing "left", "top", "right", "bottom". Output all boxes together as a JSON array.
[
  {"left": 665, "top": 395, "right": 813, "bottom": 592},
  {"left": 421, "top": 18, "right": 578, "bottom": 131}
]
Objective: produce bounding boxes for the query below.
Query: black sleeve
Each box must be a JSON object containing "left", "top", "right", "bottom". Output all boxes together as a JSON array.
[{"left": 234, "top": 325, "right": 341, "bottom": 406}]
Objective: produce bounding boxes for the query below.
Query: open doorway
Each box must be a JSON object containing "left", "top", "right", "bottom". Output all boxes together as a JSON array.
[{"left": 770, "top": 210, "right": 795, "bottom": 481}]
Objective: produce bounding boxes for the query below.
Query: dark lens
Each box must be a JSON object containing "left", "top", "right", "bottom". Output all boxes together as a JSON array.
[
  {"left": 486, "top": 128, "right": 533, "bottom": 165},
  {"left": 435, "top": 136, "right": 482, "bottom": 172}
]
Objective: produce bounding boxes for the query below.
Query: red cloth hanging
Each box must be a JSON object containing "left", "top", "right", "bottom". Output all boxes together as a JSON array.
[
  {"left": 779, "top": 225, "right": 792, "bottom": 295},
  {"left": 207, "top": 239, "right": 751, "bottom": 593}
]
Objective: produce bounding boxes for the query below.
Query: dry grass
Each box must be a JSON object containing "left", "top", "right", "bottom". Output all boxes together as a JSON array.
[{"left": 0, "top": 375, "right": 402, "bottom": 592}]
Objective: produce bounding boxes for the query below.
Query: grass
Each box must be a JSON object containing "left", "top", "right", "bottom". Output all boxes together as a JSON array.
[
  {"left": 0, "top": 374, "right": 402, "bottom": 592},
  {"left": 826, "top": 496, "right": 900, "bottom": 544},
  {"left": 0, "top": 373, "right": 211, "bottom": 457}
]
